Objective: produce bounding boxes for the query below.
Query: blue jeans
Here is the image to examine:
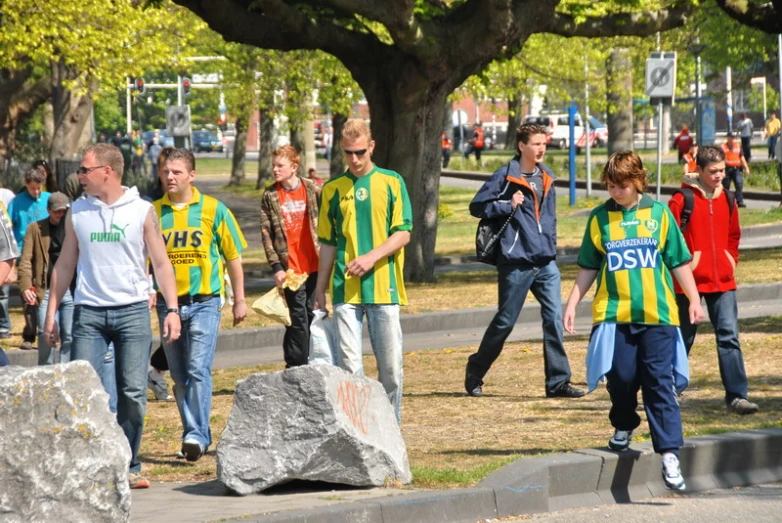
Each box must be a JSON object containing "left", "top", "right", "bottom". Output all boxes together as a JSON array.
[
  {"left": 676, "top": 291, "right": 749, "bottom": 403},
  {"left": 333, "top": 303, "right": 403, "bottom": 424},
  {"left": 607, "top": 324, "right": 683, "bottom": 455},
  {"left": 467, "top": 260, "right": 572, "bottom": 393},
  {"left": 37, "top": 289, "right": 74, "bottom": 365},
  {"left": 72, "top": 301, "right": 152, "bottom": 473},
  {"left": 0, "top": 284, "right": 11, "bottom": 333},
  {"left": 769, "top": 135, "right": 778, "bottom": 159},
  {"left": 722, "top": 167, "right": 744, "bottom": 204},
  {"left": 157, "top": 297, "right": 221, "bottom": 449}
]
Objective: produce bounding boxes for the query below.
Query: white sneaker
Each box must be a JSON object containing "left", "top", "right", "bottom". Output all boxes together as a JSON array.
[
  {"left": 608, "top": 429, "right": 633, "bottom": 451},
  {"left": 662, "top": 452, "right": 686, "bottom": 490}
]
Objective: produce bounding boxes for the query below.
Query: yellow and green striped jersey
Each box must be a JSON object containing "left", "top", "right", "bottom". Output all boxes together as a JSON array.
[
  {"left": 577, "top": 194, "right": 691, "bottom": 326},
  {"left": 318, "top": 166, "right": 412, "bottom": 305},
  {"left": 153, "top": 188, "right": 247, "bottom": 297}
]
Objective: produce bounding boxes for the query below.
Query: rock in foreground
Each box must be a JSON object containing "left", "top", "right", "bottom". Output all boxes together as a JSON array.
[
  {"left": 0, "top": 361, "right": 131, "bottom": 523},
  {"left": 217, "top": 365, "right": 411, "bottom": 495}
]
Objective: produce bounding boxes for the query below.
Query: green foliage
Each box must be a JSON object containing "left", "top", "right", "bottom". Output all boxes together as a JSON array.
[{"left": 437, "top": 202, "right": 453, "bottom": 219}]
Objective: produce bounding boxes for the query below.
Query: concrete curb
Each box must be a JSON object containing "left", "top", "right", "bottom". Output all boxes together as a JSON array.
[
  {"left": 219, "top": 428, "right": 782, "bottom": 523},
  {"left": 7, "top": 282, "right": 781, "bottom": 367}
]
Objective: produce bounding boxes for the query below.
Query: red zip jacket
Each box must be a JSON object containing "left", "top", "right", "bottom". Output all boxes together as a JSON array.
[{"left": 668, "top": 178, "right": 741, "bottom": 294}]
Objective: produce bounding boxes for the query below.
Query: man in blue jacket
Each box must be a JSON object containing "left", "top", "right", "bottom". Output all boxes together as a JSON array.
[{"left": 464, "top": 123, "right": 584, "bottom": 399}]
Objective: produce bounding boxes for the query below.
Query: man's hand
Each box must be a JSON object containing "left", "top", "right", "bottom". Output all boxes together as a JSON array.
[
  {"left": 511, "top": 190, "right": 524, "bottom": 210},
  {"left": 274, "top": 270, "right": 286, "bottom": 292},
  {"left": 43, "top": 314, "right": 59, "bottom": 347},
  {"left": 162, "top": 312, "right": 181, "bottom": 343},
  {"left": 346, "top": 253, "right": 376, "bottom": 278},
  {"left": 232, "top": 299, "right": 247, "bottom": 326},
  {"left": 314, "top": 289, "right": 329, "bottom": 315},
  {"left": 22, "top": 289, "right": 37, "bottom": 306},
  {"left": 147, "top": 293, "right": 157, "bottom": 310},
  {"left": 689, "top": 301, "right": 705, "bottom": 325},
  {"left": 3, "top": 268, "right": 16, "bottom": 285}
]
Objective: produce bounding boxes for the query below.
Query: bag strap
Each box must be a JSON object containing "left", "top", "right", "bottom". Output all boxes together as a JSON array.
[{"left": 674, "top": 187, "right": 694, "bottom": 232}]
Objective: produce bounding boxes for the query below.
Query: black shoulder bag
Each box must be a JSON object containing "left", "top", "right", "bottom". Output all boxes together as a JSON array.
[{"left": 475, "top": 211, "right": 514, "bottom": 266}]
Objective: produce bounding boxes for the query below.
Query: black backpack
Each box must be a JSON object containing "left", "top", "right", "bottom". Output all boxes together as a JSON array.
[{"left": 673, "top": 186, "right": 736, "bottom": 233}]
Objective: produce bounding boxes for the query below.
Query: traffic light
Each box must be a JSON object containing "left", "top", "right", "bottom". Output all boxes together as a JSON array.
[
  {"left": 134, "top": 77, "right": 146, "bottom": 95},
  {"left": 182, "top": 77, "right": 192, "bottom": 96}
]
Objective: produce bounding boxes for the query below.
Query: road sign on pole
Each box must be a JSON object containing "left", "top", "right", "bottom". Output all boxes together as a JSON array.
[{"left": 646, "top": 52, "right": 677, "bottom": 104}]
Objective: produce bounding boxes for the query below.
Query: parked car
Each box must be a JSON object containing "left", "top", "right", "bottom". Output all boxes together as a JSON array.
[
  {"left": 588, "top": 117, "right": 609, "bottom": 147},
  {"left": 523, "top": 113, "right": 584, "bottom": 150},
  {"left": 192, "top": 130, "right": 224, "bottom": 153},
  {"left": 142, "top": 129, "right": 175, "bottom": 148}
]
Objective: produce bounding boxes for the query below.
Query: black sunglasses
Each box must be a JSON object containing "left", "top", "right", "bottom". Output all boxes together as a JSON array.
[
  {"left": 76, "top": 165, "right": 107, "bottom": 176},
  {"left": 342, "top": 148, "right": 368, "bottom": 157}
]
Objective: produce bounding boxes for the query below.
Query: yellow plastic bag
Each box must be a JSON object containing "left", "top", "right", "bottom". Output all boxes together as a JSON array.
[{"left": 252, "top": 288, "right": 291, "bottom": 326}]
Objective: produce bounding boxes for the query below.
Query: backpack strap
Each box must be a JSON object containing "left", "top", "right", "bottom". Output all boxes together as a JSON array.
[
  {"left": 724, "top": 189, "right": 736, "bottom": 219},
  {"left": 673, "top": 187, "right": 695, "bottom": 233}
]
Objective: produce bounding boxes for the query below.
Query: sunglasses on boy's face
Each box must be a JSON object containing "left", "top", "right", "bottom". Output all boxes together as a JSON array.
[{"left": 342, "top": 148, "right": 368, "bottom": 157}]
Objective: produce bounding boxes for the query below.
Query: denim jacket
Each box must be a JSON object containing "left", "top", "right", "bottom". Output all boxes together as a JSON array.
[{"left": 469, "top": 156, "right": 557, "bottom": 266}]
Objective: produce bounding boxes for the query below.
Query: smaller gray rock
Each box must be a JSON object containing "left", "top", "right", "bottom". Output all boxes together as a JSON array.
[
  {"left": 217, "top": 365, "right": 412, "bottom": 495},
  {"left": 0, "top": 361, "right": 131, "bottom": 523}
]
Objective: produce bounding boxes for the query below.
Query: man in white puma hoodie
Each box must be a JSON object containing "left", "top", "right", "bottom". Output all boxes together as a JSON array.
[{"left": 44, "top": 143, "right": 181, "bottom": 490}]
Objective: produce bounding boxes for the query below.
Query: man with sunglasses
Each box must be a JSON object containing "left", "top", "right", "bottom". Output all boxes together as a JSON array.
[
  {"left": 315, "top": 118, "right": 412, "bottom": 425},
  {"left": 44, "top": 143, "right": 181, "bottom": 490}
]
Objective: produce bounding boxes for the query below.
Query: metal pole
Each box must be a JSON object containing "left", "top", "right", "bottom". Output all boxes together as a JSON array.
[
  {"left": 763, "top": 79, "right": 767, "bottom": 122},
  {"left": 126, "top": 77, "right": 132, "bottom": 135},
  {"left": 779, "top": 34, "right": 782, "bottom": 121},
  {"left": 695, "top": 54, "right": 702, "bottom": 145},
  {"left": 177, "top": 74, "right": 183, "bottom": 106},
  {"left": 726, "top": 66, "right": 733, "bottom": 132},
  {"left": 569, "top": 101, "right": 577, "bottom": 206},
  {"left": 584, "top": 55, "right": 592, "bottom": 197},
  {"left": 656, "top": 101, "right": 663, "bottom": 200}
]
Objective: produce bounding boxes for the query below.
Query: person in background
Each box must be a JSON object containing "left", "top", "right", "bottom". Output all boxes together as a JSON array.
[
  {"left": 148, "top": 134, "right": 164, "bottom": 180},
  {"left": 672, "top": 125, "right": 693, "bottom": 163},
  {"left": 463, "top": 122, "right": 485, "bottom": 163},
  {"left": 669, "top": 145, "right": 759, "bottom": 415},
  {"left": 33, "top": 160, "right": 59, "bottom": 193},
  {"left": 442, "top": 132, "right": 452, "bottom": 169},
  {"left": 306, "top": 167, "right": 324, "bottom": 187},
  {"left": 736, "top": 113, "right": 754, "bottom": 162},
  {"left": 8, "top": 168, "right": 51, "bottom": 347},
  {"left": 261, "top": 145, "right": 320, "bottom": 368},
  {"left": 0, "top": 200, "right": 20, "bottom": 366},
  {"left": 682, "top": 143, "right": 698, "bottom": 178},
  {"left": 721, "top": 132, "right": 750, "bottom": 208},
  {"left": 765, "top": 112, "right": 780, "bottom": 160},
  {"left": 563, "top": 150, "right": 704, "bottom": 492},
  {"left": 18, "top": 193, "right": 74, "bottom": 365}
]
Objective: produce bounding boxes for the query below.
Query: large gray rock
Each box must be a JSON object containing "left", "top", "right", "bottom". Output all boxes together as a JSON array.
[
  {"left": 0, "top": 361, "right": 131, "bottom": 522},
  {"left": 217, "top": 365, "right": 412, "bottom": 495}
]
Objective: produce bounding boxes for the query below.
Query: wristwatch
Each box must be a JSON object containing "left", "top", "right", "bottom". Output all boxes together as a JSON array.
[{"left": 166, "top": 308, "right": 180, "bottom": 315}]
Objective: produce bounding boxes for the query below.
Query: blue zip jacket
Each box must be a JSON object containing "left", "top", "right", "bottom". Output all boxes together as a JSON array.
[{"left": 469, "top": 156, "right": 557, "bottom": 266}]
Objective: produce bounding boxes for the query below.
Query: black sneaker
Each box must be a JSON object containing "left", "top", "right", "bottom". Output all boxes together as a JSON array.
[
  {"left": 608, "top": 429, "right": 633, "bottom": 451},
  {"left": 465, "top": 375, "right": 483, "bottom": 397},
  {"left": 181, "top": 439, "right": 205, "bottom": 462},
  {"left": 737, "top": 202, "right": 747, "bottom": 208},
  {"left": 546, "top": 383, "right": 586, "bottom": 398}
]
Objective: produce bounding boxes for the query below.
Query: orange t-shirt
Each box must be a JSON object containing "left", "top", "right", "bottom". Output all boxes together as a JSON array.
[{"left": 278, "top": 182, "right": 318, "bottom": 275}]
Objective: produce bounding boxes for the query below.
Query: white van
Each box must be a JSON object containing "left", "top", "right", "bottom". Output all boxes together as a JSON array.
[{"left": 523, "top": 113, "right": 584, "bottom": 150}]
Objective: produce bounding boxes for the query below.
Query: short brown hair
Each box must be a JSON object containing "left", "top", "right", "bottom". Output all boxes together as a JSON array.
[
  {"left": 272, "top": 145, "right": 301, "bottom": 166},
  {"left": 341, "top": 118, "right": 372, "bottom": 142},
  {"left": 515, "top": 123, "right": 547, "bottom": 151},
  {"left": 167, "top": 148, "right": 195, "bottom": 171},
  {"left": 23, "top": 168, "right": 46, "bottom": 184},
  {"left": 696, "top": 145, "right": 725, "bottom": 169},
  {"left": 601, "top": 151, "right": 648, "bottom": 193},
  {"left": 84, "top": 143, "right": 124, "bottom": 177},
  {"left": 157, "top": 146, "right": 176, "bottom": 172}
]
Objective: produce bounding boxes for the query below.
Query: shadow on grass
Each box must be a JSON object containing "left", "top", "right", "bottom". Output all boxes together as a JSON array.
[
  {"left": 439, "top": 448, "right": 549, "bottom": 457},
  {"left": 175, "top": 479, "right": 374, "bottom": 497}
]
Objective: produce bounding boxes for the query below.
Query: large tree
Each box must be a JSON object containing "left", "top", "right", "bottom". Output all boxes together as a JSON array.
[
  {"left": 172, "top": 0, "right": 691, "bottom": 282},
  {"left": 714, "top": 0, "right": 782, "bottom": 34}
]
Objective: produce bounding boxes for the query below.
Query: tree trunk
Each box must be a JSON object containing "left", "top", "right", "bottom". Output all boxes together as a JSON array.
[
  {"left": 360, "top": 80, "right": 451, "bottom": 283},
  {"left": 255, "top": 108, "right": 274, "bottom": 189},
  {"left": 329, "top": 112, "right": 347, "bottom": 178},
  {"left": 504, "top": 94, "right": 522, "bottom": 151},
  {"left": 229, "top": 115, "right": 247, "bottom": 186},
  {"left": 289, "top": 123, "right": 306, "bottom": 178},
  {"left": 0, "top": 67, "right": 52, "bottom": 172},
  {"left": 606, "top": 48, "right": 634, "bottom": 154},
  {"left": 49, "top": 60, "right": 96, "bottom": 166}
]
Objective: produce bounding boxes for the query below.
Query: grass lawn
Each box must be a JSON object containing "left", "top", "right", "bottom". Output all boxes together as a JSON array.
[{"left": 139, "top": 315, "right": 782, "bottom": 488}]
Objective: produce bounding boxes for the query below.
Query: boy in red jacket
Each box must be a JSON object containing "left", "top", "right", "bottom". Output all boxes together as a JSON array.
[{"left": 668, "top": 145, "right": 758, "bottom": 415}]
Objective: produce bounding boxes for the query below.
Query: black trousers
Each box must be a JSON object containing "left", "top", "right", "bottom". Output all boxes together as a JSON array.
[
  {"left": 282, "top": 272, "right": 318, "bottom": 368},
  {"left": 741, "top": 136, "right": 752, "bottom": 162}
]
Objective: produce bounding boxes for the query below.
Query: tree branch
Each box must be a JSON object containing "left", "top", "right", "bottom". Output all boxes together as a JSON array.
[
  {"left": 713, "top": 0, "right": 782, "bottom": 34},
  {"left": 542, "top": 4, "right": 691, "bottom": 38}
]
